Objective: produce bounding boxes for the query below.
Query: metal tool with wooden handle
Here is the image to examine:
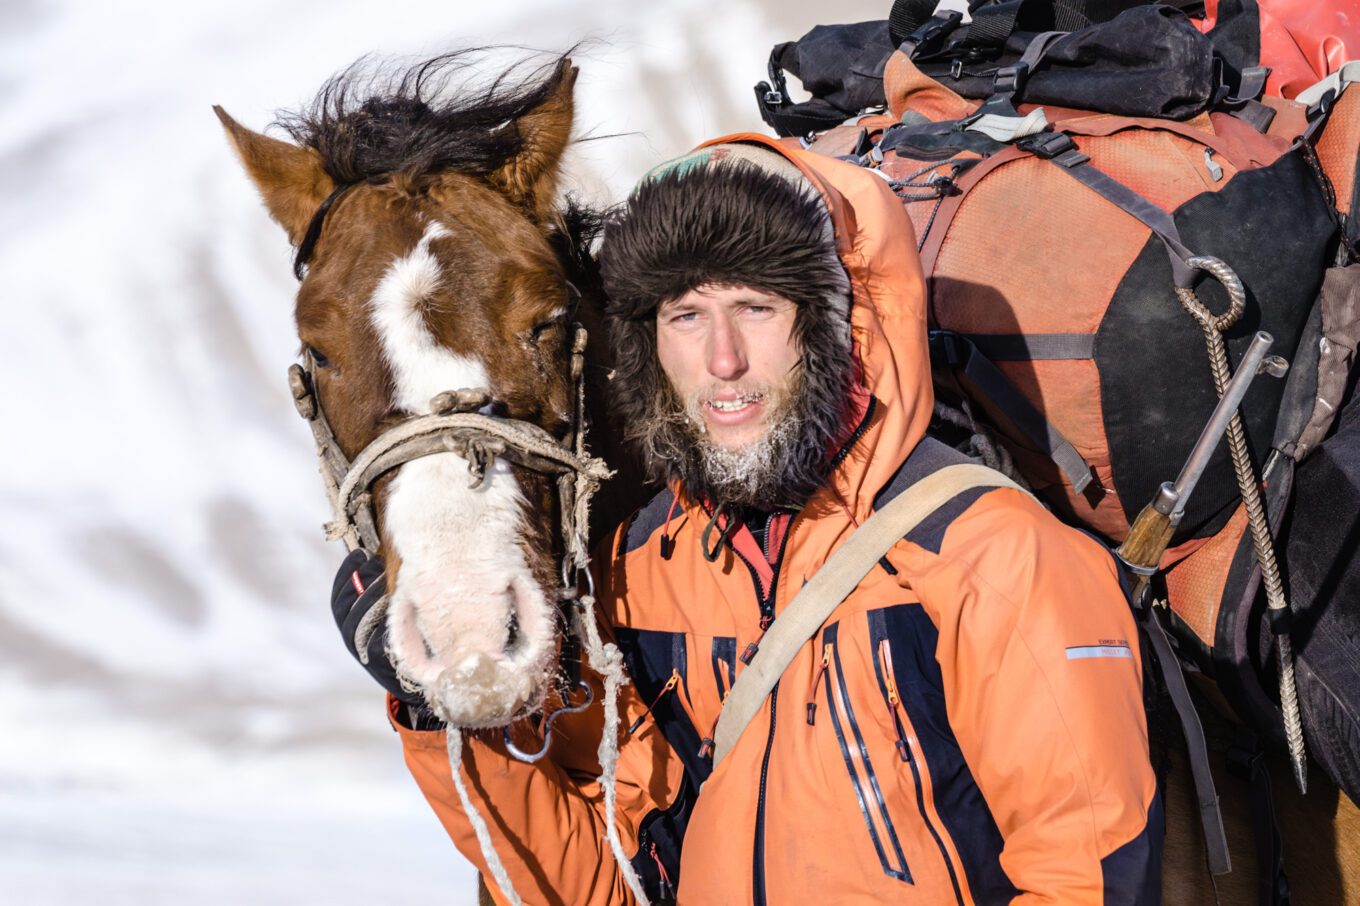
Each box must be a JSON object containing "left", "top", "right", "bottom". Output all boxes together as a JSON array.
[{"left": 1115, "top": 330, "right": 1288, "bottom": 581}]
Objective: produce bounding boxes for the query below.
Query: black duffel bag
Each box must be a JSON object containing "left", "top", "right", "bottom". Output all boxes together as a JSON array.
[{"left": 756, "top": 0, "right": 1226, "bottom": 136}]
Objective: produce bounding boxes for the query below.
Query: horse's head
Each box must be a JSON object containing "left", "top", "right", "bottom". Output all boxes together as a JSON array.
[{"left": 217, "top": 55, "right": 590, "bottom": 727}]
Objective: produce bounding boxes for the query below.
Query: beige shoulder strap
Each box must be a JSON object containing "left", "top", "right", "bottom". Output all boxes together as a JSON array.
[{"left": 711, "top": 462, "right": 1027, "bottom": 768}]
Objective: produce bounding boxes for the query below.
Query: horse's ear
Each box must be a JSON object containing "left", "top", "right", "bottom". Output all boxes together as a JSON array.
[
  {"left": 487, "top": 60, "right": 577, "bottom": 221},
  {"left": 213, "top": 105, "right": 335, "bottom": 246}
]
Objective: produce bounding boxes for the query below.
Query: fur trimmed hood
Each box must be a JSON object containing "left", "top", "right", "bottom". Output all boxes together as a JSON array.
[
  {"left": 599, "top": 144, "right": 853, "bottom": 507},
  {"left": 601, "top": 135, "right": 934, "bottom": 519}
]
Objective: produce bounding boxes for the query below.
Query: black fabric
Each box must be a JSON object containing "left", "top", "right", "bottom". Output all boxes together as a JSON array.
[
  {"left": 868, "top": 604, "right": 1019, "bottom": 902},
  {"left": 873, "top": 436, "right": 976, "bottom": 509},
  {"left": 1099, "top": 788, "right": 1165, "bottom": 905},
  {"left": 964, "top": 332, "right": 1095, "bottom": 361},
  {"left": 1226, "top": 731, "right": 1290, "bottom": 905},
  {"left": 1140, "top": 602, "right": 1232, "bottom": 875},
  {"left": 755, "top": 3, "right": 1215, "bottom": 136},
  {"left": 631, "top": 770, "right": 699, "bottom": 904},
  {"left": 621, "top": 487, "right": 679, "bottom": 556},
  {"left": 330, "top": 551, "right": 430, "bottom": 710},
  {"left": 1280, "top": 391, "right": 1360, "bottom": 806},
  {"left": 756, "top": 21, "right": 896, "bottom": 137},
  {"left": 920, "top": 6, "right": 1218, "bottom": 119},
  {"left": 614, "top": 628, "right": 711, "bottom": 783},
  {"left": 879, "top": 117, "right": 1009, "bottom": 159},
  {"left": 1095, "top": 151, "right": 1336, "bottom": 544},
  {"left": 1204, "top": 0, "right": 1262, "bottom": 95}
]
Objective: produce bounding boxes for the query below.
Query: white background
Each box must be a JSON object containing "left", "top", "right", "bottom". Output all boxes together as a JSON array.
[{"left": 0, "top": 1, "right": 893, "bottom": 902}]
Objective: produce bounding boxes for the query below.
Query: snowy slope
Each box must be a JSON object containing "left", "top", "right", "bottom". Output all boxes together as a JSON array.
[{"left": 0, "top": 0, "right": 892, "bottom": 901}]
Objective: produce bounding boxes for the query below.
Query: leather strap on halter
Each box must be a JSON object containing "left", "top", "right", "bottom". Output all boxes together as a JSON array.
[
  {"left": 293, "top": 182, "right": 355, "bottom": 281},
  {"left": 286, "top": 326, "right": 612, "bottom": 583}
]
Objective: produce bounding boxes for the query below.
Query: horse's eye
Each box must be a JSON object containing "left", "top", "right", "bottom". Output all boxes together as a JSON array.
[
  {"left": 531, "top": 318, "right": 567, "bottom": 341},
  {"left": 306, "top": 346, "right": 331, "bottom": 369}
]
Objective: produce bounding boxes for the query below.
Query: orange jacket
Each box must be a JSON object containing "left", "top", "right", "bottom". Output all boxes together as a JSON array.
[{"left": 395, "top": 137, "right": 1159, "bottom": 905}]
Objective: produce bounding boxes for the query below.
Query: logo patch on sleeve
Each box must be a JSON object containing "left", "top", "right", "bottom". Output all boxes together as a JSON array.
[{"left": 1066, "top": 639, "right": 1133, "bottom": 660}]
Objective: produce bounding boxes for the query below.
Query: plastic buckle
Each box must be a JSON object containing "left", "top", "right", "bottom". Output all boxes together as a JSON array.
[
  {"left": 1018, "top": 130, "right": 1078, "bottom": 160},
  {"left": 763, "top": 88, "right": 783, "bottom": 107},
  {"left": 993, "top": 62, "right": 1030, "bottom": 96},
  {"left": 901, "top": 10, "right": 963, "bottom": 58},
  {"left": 928, "top": 330, "right": 966, "bottom": 368}
]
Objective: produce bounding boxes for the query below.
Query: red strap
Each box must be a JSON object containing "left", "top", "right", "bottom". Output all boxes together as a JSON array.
[{"left": 350, "top": 570, "right": 366, "bottom": 597}]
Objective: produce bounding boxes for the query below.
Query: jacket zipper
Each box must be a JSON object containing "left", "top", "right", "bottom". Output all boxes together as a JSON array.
[
  {"left": 649, "top": 840, "right": 674, "bottom": 901},
  {"left": 873, "top": 636, "right": 965, "bottom": 903},
  {"left": 807, "top": 643, "right": 832, "bottom": 725},
  {"left": 825, "top": 627, "right": 912, "bottom": 883},
  {"left": 627, "top": 668, "right": 680, "bottom": 736},
  {"left": 748, "top": 515, "right": 796, "bottom": 906}
]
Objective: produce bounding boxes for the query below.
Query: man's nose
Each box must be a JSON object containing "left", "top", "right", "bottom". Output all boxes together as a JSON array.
[{"left": 706, "top": 313, "right": 748, "bottom": 381}]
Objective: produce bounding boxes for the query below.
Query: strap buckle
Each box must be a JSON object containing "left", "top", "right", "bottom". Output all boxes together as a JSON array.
[
  {"left": 900, "top": 10, "right": 963, "bottom": 58},
  {"left": 1017, "top": 130, "right": 1086, "bottom": 164},
  {"left": 993, "top": 62, "right": 1030, "bottom": 96}
]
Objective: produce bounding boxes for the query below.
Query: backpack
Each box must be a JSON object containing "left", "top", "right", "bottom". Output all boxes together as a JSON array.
[{"left": 752, "top": 1, "right": 1360, "bottom": 815}]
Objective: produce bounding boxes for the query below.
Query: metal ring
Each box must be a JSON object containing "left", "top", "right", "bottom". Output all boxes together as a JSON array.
[
  {"left": 1177, "top": 255, "right": 1246, "bottom": 333},
  {"left": 503, "top": 680, "right": 594, "bottom": 763}
]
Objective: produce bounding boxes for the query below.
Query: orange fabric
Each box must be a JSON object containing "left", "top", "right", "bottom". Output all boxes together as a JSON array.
[
  {"left": 396, "top": 142, "right": 1156, "bottom": 904},
  {"left": 1164, "top": 504, "right": 1250, "bottom": 649},
  {"left": 883, "top": 50, "right": 972, "bottom": 123},
  {"left": 1316, "top": 87, "right": 1360, "bottom": 217}
]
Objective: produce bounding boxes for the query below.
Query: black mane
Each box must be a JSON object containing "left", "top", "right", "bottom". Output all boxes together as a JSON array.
[{"left": 275, "top": 49, "right": 571, "bottom": 186}]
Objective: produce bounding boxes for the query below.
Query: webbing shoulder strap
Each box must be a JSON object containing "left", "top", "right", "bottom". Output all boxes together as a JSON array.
[{"left": 711, "top": 462, "right": 1027, "bottom": 767}]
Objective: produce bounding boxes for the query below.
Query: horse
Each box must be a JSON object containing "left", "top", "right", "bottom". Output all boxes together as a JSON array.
[
  {"left": 215, "top": 52, "right": 647, "bottom": 732},
  {"left": 1160, "top": 687, "right": 1360, "bottom": 904}
]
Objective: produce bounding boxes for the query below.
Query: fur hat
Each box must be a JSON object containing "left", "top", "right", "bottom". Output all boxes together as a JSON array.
[{"left": 599, "top": 144, "right": 855, "bottom": 506}]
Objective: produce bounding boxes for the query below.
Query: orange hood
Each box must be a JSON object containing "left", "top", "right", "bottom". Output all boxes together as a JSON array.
[{"left": 696, "top": 134, "right": 934, "bottom": 518}]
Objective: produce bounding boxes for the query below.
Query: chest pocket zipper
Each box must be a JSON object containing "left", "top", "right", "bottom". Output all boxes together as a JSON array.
[
  {"left": 871, "top": 633, "right": 966, "bottom": 904},
  {"left": 820, "top": 624, "right": 913, "bottom": 884}
]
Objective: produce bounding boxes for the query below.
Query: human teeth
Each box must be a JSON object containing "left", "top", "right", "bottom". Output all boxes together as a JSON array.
[{"left": 708, "top": 395, "right": 761, "bottom": 412}]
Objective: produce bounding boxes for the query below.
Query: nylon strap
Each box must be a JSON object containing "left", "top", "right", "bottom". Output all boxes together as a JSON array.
[
  {"left": 1140, "top": 602, "right": 1232, "bottom": 875},
  {"left": 711, "top": 463, "right": 1027, "bottom": 767},
  {"left": 965, "top": 332, "right": 1095, "bottom": 361},
  {"left": 931, "top": 331, "right": 1095, "bottom": 493},
  {"left": 1037, "top": 141, "right": 1202, "bottom": 289}
]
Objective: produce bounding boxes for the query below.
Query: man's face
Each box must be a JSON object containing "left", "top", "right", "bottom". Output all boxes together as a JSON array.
[{"left": 656, "top": 283, "right": 801, "bottom": 453}]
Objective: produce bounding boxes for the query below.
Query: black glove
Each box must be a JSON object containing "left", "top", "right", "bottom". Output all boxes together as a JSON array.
[{"left": 330, "top": 550, "right": 423, "bottom": 706}]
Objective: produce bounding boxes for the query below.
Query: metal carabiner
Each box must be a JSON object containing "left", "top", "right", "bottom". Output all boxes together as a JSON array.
[{"left": 503, "top": 680, "right": 595, "bottom": 763}]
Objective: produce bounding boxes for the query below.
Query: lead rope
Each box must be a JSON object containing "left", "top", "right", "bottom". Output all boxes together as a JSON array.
[
  {"left": 441, "top": 327, "right": 646, "bottom": 905},
  {"left": 446, "top": 729, "right": 524, "bottom": 906},
  {"left": 567, "top": 326, "right": 651, "bottom": 905},
  {"left": 1176, "top": 255, "right": 1309, "bottom": 794},
  {"left": 576, "top": 592, "right": 651, "bottom": 905}
]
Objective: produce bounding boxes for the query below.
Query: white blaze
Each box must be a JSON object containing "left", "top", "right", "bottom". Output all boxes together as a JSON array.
[{"left": 369, "top": 222, "right": 554, "bottom": 727}]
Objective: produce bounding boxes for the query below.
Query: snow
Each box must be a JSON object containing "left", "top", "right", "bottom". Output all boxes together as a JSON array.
[{"left": 0, "top": 0, "right": 888, "bottom": 900}]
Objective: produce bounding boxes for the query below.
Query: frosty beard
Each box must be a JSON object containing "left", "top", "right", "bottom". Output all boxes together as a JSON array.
[{"left": 637, "top": 369, "right": 821, "bottom": 511}]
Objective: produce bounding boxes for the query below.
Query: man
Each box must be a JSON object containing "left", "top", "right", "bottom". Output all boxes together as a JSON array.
[{"left": 333, "top": 137, "right": 1161, "bottom": 903}]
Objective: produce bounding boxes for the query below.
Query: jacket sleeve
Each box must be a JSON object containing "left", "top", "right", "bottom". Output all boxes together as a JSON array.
[
  {"left": 393, "top": 625, "right": 683, "bottom": 906},
  {"left": 910, "top": 487, "right": 1160, "bottom": 905}
]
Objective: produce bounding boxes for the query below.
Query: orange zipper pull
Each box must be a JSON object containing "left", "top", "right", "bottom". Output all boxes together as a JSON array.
[
  {"left": 650, "top": 841, "right": 673, "bottom": 897},
  {"left": 807, "top": 643, "right": 833, "bottom": 725},
  {"left": 878, "top": 639, "right": 911, "bottom": 762},
  {"left": 628, "top": 669, "right": 682, "bottom": 735}
]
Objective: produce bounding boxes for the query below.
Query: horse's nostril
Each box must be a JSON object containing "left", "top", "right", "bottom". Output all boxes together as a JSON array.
[{"left": 506, "top": 605, "right": 521, "bottom": 650}]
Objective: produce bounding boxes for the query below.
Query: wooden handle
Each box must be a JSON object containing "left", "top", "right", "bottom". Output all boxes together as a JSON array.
[{"left": 1117, "top": 503, "right": 1175, "bottom": 574}]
